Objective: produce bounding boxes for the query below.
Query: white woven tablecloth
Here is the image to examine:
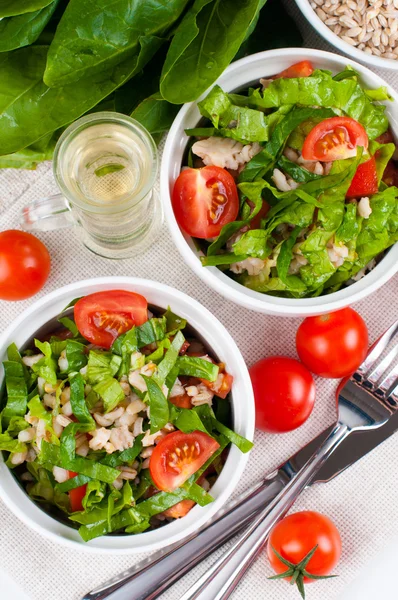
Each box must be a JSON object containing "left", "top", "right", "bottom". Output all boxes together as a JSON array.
[{"left": 1, "top": 3, "right": 398, "bottom": 599}]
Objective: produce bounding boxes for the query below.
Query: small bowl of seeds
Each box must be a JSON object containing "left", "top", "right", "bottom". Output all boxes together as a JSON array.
[{"left": 295, "top": 0, "right": 398, "bottom": 70}]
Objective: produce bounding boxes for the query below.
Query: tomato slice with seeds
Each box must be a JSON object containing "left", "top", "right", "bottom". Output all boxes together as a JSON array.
[
  {"left": 149, "top": 430, "right": 220, "bottom": 492},
  {"left": 302, "top": 116, "right": 368, "bottom": 162},
  {"left": 346, "top": 156, "right": 378, "bottom": 198},
  {"left": 68, "top": 471, "right": 87, "bottom": 512},
  {"left": 274, "top": 60, "right": 314, "bottom": 79},
  {"left": 74, "top": 290, "right": 148, "bottom": 349},
  {"left": 172, "top": 166, "right": 239, "bottom": 239}
]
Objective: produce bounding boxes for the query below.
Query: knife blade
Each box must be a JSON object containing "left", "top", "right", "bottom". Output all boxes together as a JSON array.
[{"left": 83, "top": 412, "right": 398, "bottom": 600}]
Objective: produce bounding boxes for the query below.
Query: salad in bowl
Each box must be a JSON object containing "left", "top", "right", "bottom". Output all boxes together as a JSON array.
[
  {"left": 172, "top": 60, "right": 398, "bottom": 298},
  {"left": 162, "top": 48, "right": 398, "bottom": 316},
  {"left": 0, "top": 282, "right": 252, "bottom": 549}
]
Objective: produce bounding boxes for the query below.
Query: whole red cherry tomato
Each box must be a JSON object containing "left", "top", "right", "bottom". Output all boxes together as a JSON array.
[
  {"left": 267, "top": 511, "right": 341, "bottom": 594},
  {"left": 0, "top": 230, "right": 50, "bottom": 301},
  {"left": 296, "top": 307, "right": 368, "bottom": 378},
  {"left": 249, "top": 356, "right": 315, "bottom": 433}
]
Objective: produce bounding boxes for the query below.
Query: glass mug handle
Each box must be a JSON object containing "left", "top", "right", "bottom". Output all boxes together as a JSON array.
[{"left": 21, "top": 193, "right": 74, "bottom": 232}]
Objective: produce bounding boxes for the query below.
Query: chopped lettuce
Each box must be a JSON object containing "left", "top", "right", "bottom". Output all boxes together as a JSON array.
[
  {"left": 198, "top": 85, "right": 270, "bottom": 143},
  {"left": 32, "top": 340, "right": 57, "bottom": 385},
  {"left": 250, "top": 69, "right": 388, "bottom": 139},
  {"left": 2, "top": 359, "right": 28, "bottom": 426}
]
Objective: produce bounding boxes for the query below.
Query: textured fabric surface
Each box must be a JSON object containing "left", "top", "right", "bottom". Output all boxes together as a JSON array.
[{"left": 1, "top": 3, "right": 398, "bottom": 599}]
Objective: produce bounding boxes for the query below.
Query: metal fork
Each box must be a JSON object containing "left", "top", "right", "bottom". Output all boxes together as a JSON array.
[{"left": 180, "top": 318, "right": 398, "bottom": 600}]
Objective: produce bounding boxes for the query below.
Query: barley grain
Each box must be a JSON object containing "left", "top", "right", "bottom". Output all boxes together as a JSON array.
[{"left": 346, "top": 26, "right": 363, "bottom": 36}]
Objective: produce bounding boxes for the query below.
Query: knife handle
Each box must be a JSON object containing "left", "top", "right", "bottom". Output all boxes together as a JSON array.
[{"left": 82, "top": 471, "right": 288, "bottom": 600}]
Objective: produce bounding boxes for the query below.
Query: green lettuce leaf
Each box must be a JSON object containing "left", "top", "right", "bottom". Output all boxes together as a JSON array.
[
  {"left": 2, "top": 360, "right": 28, "bottom": 425},
  {"left": 142, "top": 375, "right": 168, "bottom": 434},
  {"left": 69, "top": 373, "right": 94, "bottom": 426},
  {"left": 93, "top": 378, "right": 124, "bottom": 414},
  {"left": 32, "top": 340, "right": 57, "bottom": 385},
  {"left": 86, "top": 351, "right": 121, "bottom": 385},
  {"left": 197, "top": 85, "right": 269, "bottom": 143},
  {"left": 176, "top": 356, "right": 219, "bottom": 381},
  {"left": 251, "top": 69, "right": 389, "bottom": 139}
]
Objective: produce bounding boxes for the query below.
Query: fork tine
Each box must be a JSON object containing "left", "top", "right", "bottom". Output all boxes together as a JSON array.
[
  {"left": 357, "top": 319, "right": 398, "bottom": 377},
  {"left": 365, "top": 341, "right": 398, "bottom": 388}
]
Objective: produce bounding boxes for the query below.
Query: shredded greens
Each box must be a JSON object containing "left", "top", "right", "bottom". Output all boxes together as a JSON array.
[
  {"left": 0, "top": 301, "right": 251, "bottom": 542},
  {"left": 188, "top": 66, "right": 397, "bottom": 298}
]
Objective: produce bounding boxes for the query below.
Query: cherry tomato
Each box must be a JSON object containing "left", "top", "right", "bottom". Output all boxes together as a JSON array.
[
  {"left": 149, "top": 430, "right": 219, "bottom": 492},
  {"left": 302, "top": 117, "right": 368, "bottom": 162},
  {"left": 296, "top": 308, "right": 368, "bottom": 379},
  {"left": 68, "top": 471, "right": 87, "bottom": 512},
  {"left": 74, "top": 290, "right": 148, "bottom": 349},
  {"left": 201, "top": 370, "right": 233, "bottom": 399},
  {"left": 267, "top": 511, "right": 341, "bottom": 589},
  {"left": 346, "top": 156, "right": 378, "bottom": 198},
  {"left": 169, "top": 393, "right": 193, "bottom": 409},
  {"left": 0, "top": 230, "right": 50, "bottom": 301},
  {"left": 274, "top": 60, "right": 314, "bottom": 79},
  {"left": 249, "top": 356, "right": 315, "bottom": 433},
  {"left": 172, "top": 166, "right": 239, "bottom": 239},
  {"left": 163, "top": 499, "right": 196, "bottom": 519}
]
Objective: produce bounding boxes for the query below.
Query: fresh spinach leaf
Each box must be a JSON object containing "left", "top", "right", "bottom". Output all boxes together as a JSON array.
[
  {"left": 0, "top": 38, "right": 162, "bottom": 155},
  {"left": 160, "top": 0, "right": 265, "bottom": 104},
  {"left": 0, "top": 0, "right": 60, "bottom": 52},
  {"left": 131, "top": 92, "right": 180, "bottom": 141},
  {"left": 0, "top": 0, "right": 54, "bottom": 18},
  {"left": 44, "top": 0, "right": 189, "bottom": 87}
]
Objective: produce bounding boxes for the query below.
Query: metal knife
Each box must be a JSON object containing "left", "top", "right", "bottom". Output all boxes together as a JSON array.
[{"left": 83, "top": 410, "right": 398, "bottom": 600}]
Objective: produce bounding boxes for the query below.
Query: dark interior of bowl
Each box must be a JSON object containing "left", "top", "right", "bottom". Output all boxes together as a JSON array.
[{"left": 1, "top": 304, "right": 229, "bottom": 536}]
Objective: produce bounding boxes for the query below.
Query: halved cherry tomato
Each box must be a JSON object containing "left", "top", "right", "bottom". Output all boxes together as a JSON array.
[
  {"left": 302, "top": 116, "right": 368, "bottom": 162},
  {"left": 172, "top": 166, "right": 239, "bottom": 239},
  {"left": 74, "top": 290, "right": 148, "bottom": 349},
  {"left": 274, "top": 60, "right": 314, "bottom": 79},
  {"left": 68, "top": 471, "right": 87, "bottom": 512},
  {"left": 346, "top": 156, "right": 378, "bottom": 198},
  {"left": 163, "top": 499, "right": 196, "bottom": 518},
  {"left": 149, "top": 431, "right": 220, "bottom": 492}
]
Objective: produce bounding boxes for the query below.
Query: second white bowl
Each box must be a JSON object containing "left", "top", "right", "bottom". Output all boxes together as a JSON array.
[{"left": 161, "top": 48, "right": 398, "bottom": 317}]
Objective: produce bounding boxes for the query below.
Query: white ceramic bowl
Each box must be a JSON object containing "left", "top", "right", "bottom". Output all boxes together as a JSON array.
[
  {"left": 0, "top": 277, "right": 254, "bottom": 553},
  {"left": 294, "top": 0, "right": 398, "bottom": 71},
  {"left": 161, "top": 47, "right": 398, "bottom": 317}
]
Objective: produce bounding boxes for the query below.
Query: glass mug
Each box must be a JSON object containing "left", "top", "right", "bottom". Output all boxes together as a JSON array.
[{"left": 22, "top": 112, "right": 162, "bottom": 259}]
